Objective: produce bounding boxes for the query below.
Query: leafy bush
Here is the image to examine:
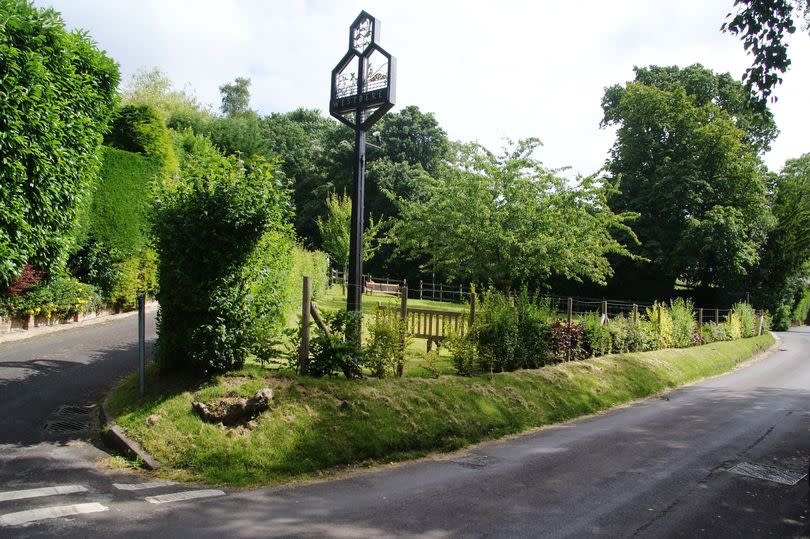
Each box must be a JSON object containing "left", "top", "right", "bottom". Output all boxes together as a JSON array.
[
  {"left": 792, "top": 288, "right": 810, "bottom": 326},
  {"left": 772, "top": 303, "right": 791, "bottom": 331},
  {"left": 582, "top": 312, "right": 611, "bottom": 357},
  {"left": 4, "top": 264, "right": 45, "bottom": 297},
  {"left": 549, "top": 321, "right": 588, "bottom": 362},
  {"left": 731, "top": 301, "right": 757, "bottom": 338},
  {"left": 105, "top": 104, "right": 178, "bottom": 175},
  {"left": 306, "top": 310, "right": 364, "bottom": 379},
  {"left": 636, "top": 318, "right": 659, "bottom": 351},
  {"left": 109, "top": 247, "right": 159, "bottom": 309},
  {"left": 366, "top": 313, "right": 410, "bottom": 378},
  {"left": 704, "top": 322, "right": 731, "bottom": 342},
  {"left": 724, "top": 309, "right": 743, "bottom": 340},
  {"left": 67, "top": 235, "right": 120, "bottom": 301},
  {"left": 647, "top": 302, "right": 674, "bottom": 349},
  {"left": 0, "top": 0, "right": 119, "bottom": 286},
  {"left": 607, "top": 315, "right": 645, "bottom": 354},
  {"left": 670, "top": 298, "right": 695, "bottom": 348},
  {"left": 152, "top": 151, "right": 292, "bottom": 375},
  {"left": 0, "top": 276, "right": 100, "bottom": 319}
]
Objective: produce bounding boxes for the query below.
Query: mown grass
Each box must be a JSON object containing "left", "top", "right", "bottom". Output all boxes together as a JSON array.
[{"left": 107, "top": 334, "right": 774, "bottom": 487}]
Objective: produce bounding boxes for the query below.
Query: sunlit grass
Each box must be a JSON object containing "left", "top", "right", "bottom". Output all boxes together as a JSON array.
[{"left": 107, "top": 334, "right": 774, "bottom": 487}]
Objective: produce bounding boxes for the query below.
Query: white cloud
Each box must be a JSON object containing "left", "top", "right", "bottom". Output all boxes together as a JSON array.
[{"left": 42, "top": 0, "right": 809, "bottom": 174}]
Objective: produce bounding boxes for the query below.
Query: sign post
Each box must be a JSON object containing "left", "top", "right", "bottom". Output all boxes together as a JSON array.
[{"left": 330, "top": 11, "right": 396, "bottom": 338}]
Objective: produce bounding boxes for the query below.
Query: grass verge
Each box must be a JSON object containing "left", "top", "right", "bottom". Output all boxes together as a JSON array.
[{"left": 106, "top": 333, "right": 774, "bottom": 487}]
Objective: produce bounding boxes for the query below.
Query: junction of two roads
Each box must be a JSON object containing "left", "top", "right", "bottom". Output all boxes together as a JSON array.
[{"left": 1, "top": 314, "right": 808, "bottom": 538}]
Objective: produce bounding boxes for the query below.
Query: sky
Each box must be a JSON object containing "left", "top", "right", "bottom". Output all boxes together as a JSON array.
[{"left": 39, "top": 0, "right": 810, "bottom": 176}]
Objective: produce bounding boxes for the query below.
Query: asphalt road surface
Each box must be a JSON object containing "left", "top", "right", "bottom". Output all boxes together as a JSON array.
[{"left": 1, "top": 316, "right": 808, "bottom": 538}]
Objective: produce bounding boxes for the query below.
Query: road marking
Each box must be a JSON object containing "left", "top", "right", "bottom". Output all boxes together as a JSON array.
[
  {"left": 0, "top": 485, "right": 88, "bottom": 503},
  {"left": 113, "top": 481, "right": 177, "bottom": 491},
  {"left": 0, "top": 503, "right": 107, "bottom": 526},
  {"left": 144, "top": 489, "right": 225, "bottom": 504}
]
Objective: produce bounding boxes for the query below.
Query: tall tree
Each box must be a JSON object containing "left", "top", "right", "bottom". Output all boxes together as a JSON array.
[
  {"left": 219, "top": 77, "right": 252, "bottom": 117},
  {"left": 375, "top": 105, "right": 450, "bottom": 176},
  {"left": 391, "top": 140, "right": 637, "bottom": 289},
  {"left": 722, "top": 0, "right": 810, "bottom": 108},
  {"left": 0, "top": 0, "right": 119, "bottom": 287},
  {"left": 601, "top": 65, "right": 773, "bottom": 298}
]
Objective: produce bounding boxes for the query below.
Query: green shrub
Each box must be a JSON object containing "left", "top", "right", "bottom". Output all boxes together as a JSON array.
[
  {"left": 0, "top": 276, "right": 100, "bottom": 319},
  {"left": 366, "top": 313, "right": 410, "bottom": 378},
  {"left": 772, "top": 303, "right": 791, "bottom": 331},
  {"left": 447, "top": 327, "right": 481, "bottom": 376},
  {"left": 105, "top": 104, "right": 178, "bottom": 175},
  {"left": 731, "top": 302, "right": 757, "bottom": 338},
  {"left": 152, "top": 151, "right": 292, "bottom": 375},
  {"left": 582, "top": 311, "right": 611, "bottom": 357},
  {"left": 0, "top": 0, "right": 119, "bottom": 286},
  {"left": 305, "top": 310, "right": 364, "bottom": 379},
  {"left": 724, "top": 309, "right": 743, "bottom": 340},
  {"left": 109, "top": 247, "right": 158, "bottom": 309},
  {"left": 705, "top": 321, "right": 731, "bottom": 342},
  {"left": 67, "top": 236, "right": 120, "bottom": 300},
  {"left": 513, "top": 289, "right": 553, "bottom": 368},
  {"left": 670, "top": 298, "right": 695, "bottom": 348},
  {"left": 549, "top": 321, "right": 588, "bottom": 362},
  {"left": 791, "top": 288, "right": 810, "bottom": 326},
  {"left": 607, "top": 315, "right": 644, "bottom": 354},
  {"left": 647, "top": 302, "right": 674, "bottom": 349},
  {"left": 636, "top": 318, "right": 659, "bottom": 351}
]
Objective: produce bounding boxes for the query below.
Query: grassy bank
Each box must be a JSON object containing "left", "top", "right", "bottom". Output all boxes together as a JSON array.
[{"left": 107, "top": 334, "right": 774, "bottom": 487}]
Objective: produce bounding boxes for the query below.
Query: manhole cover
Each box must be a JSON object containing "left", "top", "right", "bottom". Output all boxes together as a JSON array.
[
  {"left": 43, "top": 417, "right": 89, "bottom": 434},
  {"left": 728, "top": 462, "right": 807, "bottom": 486}
]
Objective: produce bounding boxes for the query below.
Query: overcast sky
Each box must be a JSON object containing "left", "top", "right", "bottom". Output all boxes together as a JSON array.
[{"left": 40, "top": 0, "right": 809, "bottom": 176}]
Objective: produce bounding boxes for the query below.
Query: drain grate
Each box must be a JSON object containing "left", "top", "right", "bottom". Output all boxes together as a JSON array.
[
  {"left": 56, "top": 405, "right": 94, "bottom": 417},
  {"left": 449, "top": 454, "right": 496, "bottom": 469},
  {"left": 728, "top": 461, "right": 807, "bottom": 486},
  {"left": 43, "top": 417, "right": 90, "bottom": 434}
]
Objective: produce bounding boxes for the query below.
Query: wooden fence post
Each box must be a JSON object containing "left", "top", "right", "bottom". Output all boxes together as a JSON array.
[
  {"left": 758, "top": 310, "right": 764, "bottom": 336},
  {"left": 469, "top": 292, "right": 476, "bottom": 327},
  {"left": 419, "top": 280, "right": 423, "bottom": 300},
  {"left": 601, "top": 300, "right": 608, "bottom": 325},
  {"left": 299, "top": 276, "right": 311, "bottom": 375},
  {"left": 398, "top": 285, "right": 408, "bottom": 377},
  {"left": 632, "top": 304, "right": 638, "bottom": 325},
  {"left": 715, "top": 308, "right": 720, "bottom": 324},
  {"left": 698, "top": 308, "right": 703, "bottom": 327},
  {"left": 459, "top": 283, "right": 463, "bottom": 301}
]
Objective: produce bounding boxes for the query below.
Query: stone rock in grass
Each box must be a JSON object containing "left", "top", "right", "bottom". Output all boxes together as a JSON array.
[
  {"left": 192, "top": 388, "right": 274, "bottom": 427},
  {"left": 146, "top": 414, "right": 161, "bottom": 426}
]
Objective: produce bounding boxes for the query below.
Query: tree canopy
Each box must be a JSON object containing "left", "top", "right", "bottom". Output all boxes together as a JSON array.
[
  {"left": 391, "top": 139, "right": 638, "bottom": 289},
  {"left": 601, "top": 65, "right": 773, "bottom": 297}
]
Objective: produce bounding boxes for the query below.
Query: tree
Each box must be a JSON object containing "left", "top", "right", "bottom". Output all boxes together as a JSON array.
[
  {"left": 722, "top": 0, "right": 810, "bottom": 107},
  {"left": 0, "top": 0, "right": 119, "bottom": 287},
  {"left": 375, "top": 105, "right": 450, "bottom": 176},
  {"left": 601, "top": 65, "right": 773, "bottom": 297},
  {"left": 391, "top": 140, "right": 637, "bottom": 289},
  {"left": 749, "top": 153, "right": 810, "bottom": 318},
  {"left": 121, "top": 67, "right": 209, "bottom": 126},
  {"left": 317, "top": 192, "right": 382, "bottom": 279},
  {"left": 219, "top": 77, "right": 251, "bottom": 117}
]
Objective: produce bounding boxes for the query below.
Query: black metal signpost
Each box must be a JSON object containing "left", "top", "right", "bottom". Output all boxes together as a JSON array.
[{"left": 330, "top": 11, "right": 396, "bottom": 334}]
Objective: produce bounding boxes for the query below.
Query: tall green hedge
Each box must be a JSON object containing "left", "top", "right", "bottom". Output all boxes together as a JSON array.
[
  {"left": 0, "top": 0, "right": 119, "bottom": 286},
  {"left": 105, "top": 104, "right": 178, "bottom": 175}
]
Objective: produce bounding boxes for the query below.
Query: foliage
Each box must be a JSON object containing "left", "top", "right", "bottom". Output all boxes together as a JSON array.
[
  {"left": 105, "top": 104, "right": 178, "bottom": 174},
  {"left": 152, "top": 151, "right": 292, "bottom": 375},
  {"left": 549, "top": 321, "right": 588, "bottom": 362},
  {"left": 317, "top": 192, "right": 384, "bottom": 270},
  {"left": 4, "top": 264, "right": 45, "bottom": 296},
  {"left": 219, "top": 77, "right": 252, "bottom": 117},
  {"left": 375, "top": 105, "right": 450, "bottom": 176},
  {"left": 722, "top": 0, "right": 810, "bottom": 107},
  {"left": 725, "top": 309, "right": 744, "bottom": 340},
  {"left": 669, "top": 298, "right": 696, "bottom": 348},
  {"left": 392, "top": 139, "right": 638, "bottom": 289},
  {"left": 120, "top": 67, "right": 210, "bottom": 126},
  {"left": 80, "top": 147, "right": 162, "bottom": 257},
  {"left": 602, "top": 65, "right": 773, "bottom": 296},
  {"left": 306, "top": 310, "right": 364, "bottom": 379},
  {"left": 731, "top": 301, "right": 757, "bottom": 338},
  {"left": 582, "top": 312, "right": 611, "bottom": 357},
  {"left": 366, "top": 314, "right": 410, "bottom": 378},
  {"left": 67, "top": 235, "right": 119, "bottom": 300},
  {"left": 772, "top": 303, "right": 793, "bottom": 331},
  {"left": 791, "top": 288, "right": 810, "bottom": 325},
  {"left": 109, "top": 247, "right": 158, "bottom": 310},
  {"left": 703, "top": 322, "right": 731, "bottom": 342},
  {"left": 607, "top": 315, "right": 646, "bottom": 354},
  {"left": 0, "top": 0, "right": 119, "bottom": 286},
  {"left": 0, "top": 275, "right": 100, "bottom": 319},
  {"left": 647, "top": 302, "right": 674, "bottom": 349}
]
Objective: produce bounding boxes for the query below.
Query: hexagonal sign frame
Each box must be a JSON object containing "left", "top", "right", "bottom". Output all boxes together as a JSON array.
[{"left": 330, "top": 11, "right": 396, "bottom": 131}]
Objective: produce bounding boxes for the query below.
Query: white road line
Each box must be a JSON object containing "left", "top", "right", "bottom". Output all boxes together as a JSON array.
[
  {"left": 113, "top": 481, "right": 177, "bottom": 491},
  {"left": 0, "top": 485, "right": 88, "bottom": 503},
  {"left": 0, "top": 502, "right": 107, "bottom": 526},
  {"left": 144, "top": 489, "right": 225, "bottom": 504}
]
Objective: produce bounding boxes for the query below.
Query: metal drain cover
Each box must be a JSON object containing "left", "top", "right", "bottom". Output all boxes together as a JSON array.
[
  {"left": 728, "top": 462, "right": 807, "bottom": 486},
  {"left": 43, "top": 417, "right": 89, "bottom": 434},
  {"left": 42, "top": 404, "right": 95, "bottom": 434}
]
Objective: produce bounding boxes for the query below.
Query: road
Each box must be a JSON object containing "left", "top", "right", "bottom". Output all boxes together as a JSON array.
[{"left": 0, "top": 316, "right": 808, "bottom": 538}]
